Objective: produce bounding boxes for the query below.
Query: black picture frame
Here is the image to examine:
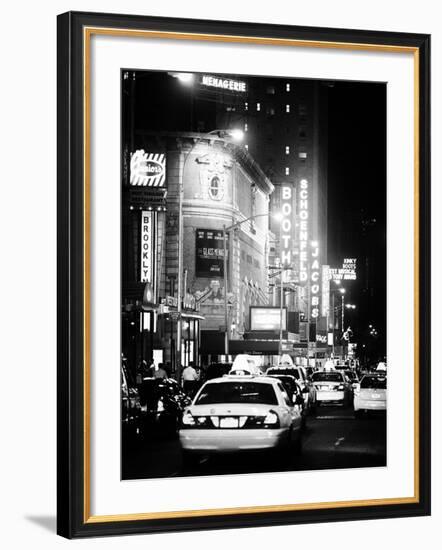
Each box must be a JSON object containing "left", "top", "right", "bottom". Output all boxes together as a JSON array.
[{"left": 57, "top": 11, "right": 431, "bottom": 539}]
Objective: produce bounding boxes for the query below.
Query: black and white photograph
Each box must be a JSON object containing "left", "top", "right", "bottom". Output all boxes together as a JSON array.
[{"left": 121, "top": 69, "right": 387, "bottom": 480}]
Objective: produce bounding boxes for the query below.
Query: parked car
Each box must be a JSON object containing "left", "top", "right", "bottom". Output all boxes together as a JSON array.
[
  {"left": 354, "top": 374, "right": 387, "bottom": 417},
  {"left": 179, "top": 373, "right": 303, "bottom": 463},
  {"left": 121, "top": 363, "right": 142, "bottom": 444},
  {"left": 310, "top": 370, "right": 352, "bottom": 408},
  {"left": 139, "top": 377, "right": 191, "bottom": 437}
]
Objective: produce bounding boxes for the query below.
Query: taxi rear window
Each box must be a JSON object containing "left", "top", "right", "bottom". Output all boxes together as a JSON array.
[
  {"left": 361, "top": 376, "right": 387, "bottom": 389},
  {"left": 196, "top": 382, "right": 278, "bottom": 405},
  {"left": 312, "top": 372, "right": 343, "bottom": 382}
]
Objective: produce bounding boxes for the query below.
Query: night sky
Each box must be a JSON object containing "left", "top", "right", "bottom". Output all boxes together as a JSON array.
[{"left": 327, "top": 81, "right": 386, "bottom": 355}]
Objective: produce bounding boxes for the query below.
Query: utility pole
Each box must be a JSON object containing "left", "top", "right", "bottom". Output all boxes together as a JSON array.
[
  {"left": 223, "top": 224, "right": 229, "bottom": 358},
  {"left": 279, "top": 267, "right": 284, "bottom": 355}
]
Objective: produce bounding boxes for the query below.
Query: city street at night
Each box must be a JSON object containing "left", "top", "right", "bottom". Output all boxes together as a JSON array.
[
  {"left": 121, "top": 69, "right": 388, "bottom": 480},
  {"left": 122, "top": 406, "right": 386, "bottom": 479}
]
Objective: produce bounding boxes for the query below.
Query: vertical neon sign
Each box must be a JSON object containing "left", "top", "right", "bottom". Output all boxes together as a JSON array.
[
  {"left": 280, "top": 185, "right": 293, "bottom": 273},
  {"left": 310, "top": 241, "right": 320, "bottom": 319},
  {"left": 298, "top": 179, "right": 309, "bottom": 283}
]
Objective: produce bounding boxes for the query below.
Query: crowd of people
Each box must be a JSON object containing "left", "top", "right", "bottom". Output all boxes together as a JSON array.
[{"left": 132, "top": 358, "right": 203, "bottom": 398}]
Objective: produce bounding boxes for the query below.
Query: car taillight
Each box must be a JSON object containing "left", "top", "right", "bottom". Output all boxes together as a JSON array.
[
  {"left": 181, "top": 411, "right": 195, "bottom": 426},
  {"left": 263, "top": 410, "right": 279, "bottom": 426},
  {"left": 335, "top": 384, "right": 345, "bottom": 391},
  {"left": 181, "top": 412, "right": 211, "bottom": 428}
]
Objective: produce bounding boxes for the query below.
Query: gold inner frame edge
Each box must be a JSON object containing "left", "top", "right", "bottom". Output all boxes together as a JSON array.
[{"left": 82, "top": 26, "right": 420, "bottom": 524}]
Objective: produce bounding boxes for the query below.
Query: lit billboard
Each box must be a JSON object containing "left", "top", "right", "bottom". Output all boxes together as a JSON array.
[
  {"left": 330, "top": 258, "right": 357, "bottom": 282},
  {"left": 195, "top": 228, "right": 225, "bottom": 277},
  {"left": 250, "top": 307, "right": 287, "bottom": 331},
  {"left": 130, "top": 150, "right": 166, "bottom": 187}
]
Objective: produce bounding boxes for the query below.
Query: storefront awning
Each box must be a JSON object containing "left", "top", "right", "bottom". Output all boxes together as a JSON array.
[{"left": 181, "top": 312, "right": 205, "bottom": 320}]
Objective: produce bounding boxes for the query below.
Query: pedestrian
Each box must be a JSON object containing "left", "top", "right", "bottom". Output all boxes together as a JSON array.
[
  {"left": 164, "top": 361, "right": 172, "bottom": 377},
  {"left": 182, "top": 362, "right": 199, "bottom": 396},
  {"left": 150, "top": 361, "right": 168, "bottom": 379},
  {"left": 137, "top": 359, "right": 149, "bottom": 383}
]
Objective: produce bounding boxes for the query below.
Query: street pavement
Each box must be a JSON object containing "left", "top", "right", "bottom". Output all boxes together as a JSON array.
[{"left": 122, "top": 405, "right": 386, "bottom": 480}]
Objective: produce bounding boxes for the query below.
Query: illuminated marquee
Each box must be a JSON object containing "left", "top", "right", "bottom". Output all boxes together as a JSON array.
[
  {"left": 130, "top": 150, "right": 166, "bottom": 187},
  {"left": 280, "top": 185, "right": 294, "bottom": 274},
  {"left": 140, "top": 211, "right": 154, "bottom": 284},
  {"left": 310, "top": 241, "right": 320, "bottom": 319},
  {"left": 298, "top": 179, "right": 309, "bottom": 283},
  {"left": 201, "top": 75, "right": 247, "bottom": 93},
  {"left": 330, "top": 258, "right": 357, "bottom": 281}
]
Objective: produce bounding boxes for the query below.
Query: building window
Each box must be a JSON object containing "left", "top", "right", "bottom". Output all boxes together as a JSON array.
[
  {"left": 247, "top": 254, "right": 253, "bottom": 264},
  {"left": 285, "top": 167, "right": 290, "bottom": 175},
  {"left": 244, "top": 102, "right": 248, "bottom": 111},
  {"left": 267, "top": 106, "right": 275, "bottom": 116},
  {"left": 244, "top": 123, "right": 248, "bottom": 132},
  {"left": 298, "top": 104, "right": 307, "bottom": 115},
  {"left": 298, "top": 152, "right": 307, "bottom": 160},
  {"left": 209, "top": 175, "right": 221, "bottom": 199},
  {"left": 285, "top": 146, "right": 290, "bottom": 155},
  {"left": 245, "top": 144, "right": 249, "bottom": 150},
  {"left": 286, "top": 83, "right": 290, "bottom": 92},
  {"left": 256, "top": 102, "right": 261, "bottom": 111},
  {"left": 286, "top": 104, "right": 290, "bottom": 113},
  {"left": 266, "top": 85, "right": 275, "bottom": 94}
]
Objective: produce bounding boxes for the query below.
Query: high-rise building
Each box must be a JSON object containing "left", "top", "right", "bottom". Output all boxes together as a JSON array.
[{"left": 215, "top": 76, "right": 330, "bottom": 358}]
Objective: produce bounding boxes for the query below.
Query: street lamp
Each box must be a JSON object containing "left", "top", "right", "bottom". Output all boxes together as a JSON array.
[
  {"left": 171, "top": 72, "right": 195, "bottom": 85},
  {"left": 222, "top": 211, "right": 279, "bottom": 357}
]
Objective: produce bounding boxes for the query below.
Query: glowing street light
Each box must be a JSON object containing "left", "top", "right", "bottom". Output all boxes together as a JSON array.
[
  {"left": 227, "top": 128, "right": 245, "bottom": 142},
  {"left": 206, "top": 128, "right": 244, "bottom": 142},
  {"left": 170, "top": 72, "right": 195, "bottom": 85}
]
